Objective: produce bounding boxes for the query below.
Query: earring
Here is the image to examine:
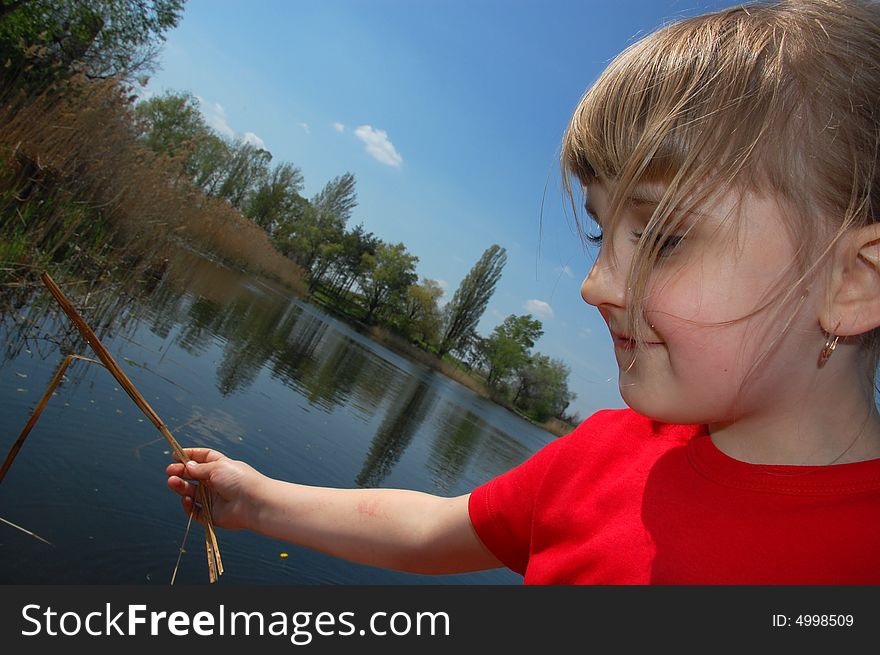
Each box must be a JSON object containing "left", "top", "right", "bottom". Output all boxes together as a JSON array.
[{"left": 818, "top": 330, "right": 840, "bottom": 368}]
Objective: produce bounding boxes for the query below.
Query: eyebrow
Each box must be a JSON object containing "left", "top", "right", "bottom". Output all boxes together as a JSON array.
[
  {"left": 584, "top": 192, "right": 660, "bottom": 221},
  {"left": 628, "top": 194, "right": 662, "bottom": 208}
]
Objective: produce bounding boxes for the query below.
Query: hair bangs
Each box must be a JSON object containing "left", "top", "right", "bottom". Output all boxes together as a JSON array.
[{"left": 561, "top": 6, "right": 813, "bottom": 217}]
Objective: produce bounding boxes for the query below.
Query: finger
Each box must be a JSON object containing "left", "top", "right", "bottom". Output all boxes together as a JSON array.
[
  {"left": 166, "top": 462, "right": 186, "bottom": 477},
  {"left": 181, "top": 495, "right": 204, "bottom": 524},
  {"left": 179, "top": 448, "right": 226, "bottom": 464},
  {"left": 182, "top": 459, "right": 219, "bottom": 482},
  {"left": 167, "top": 475, "right": 199, "bottom": 499}
]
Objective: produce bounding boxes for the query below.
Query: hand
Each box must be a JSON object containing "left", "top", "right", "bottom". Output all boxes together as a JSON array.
[{"left": 166, "top": 447, "right": 267, "bottom": 531}]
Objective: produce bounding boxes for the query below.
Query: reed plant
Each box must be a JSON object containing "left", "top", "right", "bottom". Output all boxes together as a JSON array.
[{"left": 0, "top": 75, "right": 305, "bottom": 293}]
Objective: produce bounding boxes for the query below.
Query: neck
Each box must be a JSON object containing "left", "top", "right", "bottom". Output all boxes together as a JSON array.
[{"left": 708, "top": 359, "right": 880, "bottom": 466}]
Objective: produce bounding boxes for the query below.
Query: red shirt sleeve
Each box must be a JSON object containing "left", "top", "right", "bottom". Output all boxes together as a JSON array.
[{"left": 468, "top": 435, "right": 569, "bottom": 575}]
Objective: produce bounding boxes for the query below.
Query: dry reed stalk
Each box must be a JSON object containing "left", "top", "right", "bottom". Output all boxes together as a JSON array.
[
  {"left": 170, "top": 507, "right": 195, "bottom": 585},
  {"left": 0, "top": 515, "right": 52, "bottom": 545},
  {"left": 37, "top": 271, "right": 223, "bottom": 582},
  {"left": 0, "top": 353, "right": 100, "bottom": 484}
]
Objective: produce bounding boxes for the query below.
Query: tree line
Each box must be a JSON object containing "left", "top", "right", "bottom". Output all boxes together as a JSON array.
[
  {"left": 134, "top": 90, "right": 578, "bottom": 424},
  {"left": 0, "top": 0, "right": 579, "bottom": 426}
]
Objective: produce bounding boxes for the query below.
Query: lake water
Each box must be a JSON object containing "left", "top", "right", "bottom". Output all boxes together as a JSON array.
[{"left": 0, "top": 247, "right": 554, "bottom": 584}]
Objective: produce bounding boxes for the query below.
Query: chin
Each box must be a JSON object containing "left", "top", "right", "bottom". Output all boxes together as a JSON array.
[{"left": 620, "top": 388, "right": 707, "bottom": 426}]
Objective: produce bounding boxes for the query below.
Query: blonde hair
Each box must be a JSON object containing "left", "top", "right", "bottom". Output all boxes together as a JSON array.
[{"left": 562, "top": 0, "right": 880, "bottom": 372}]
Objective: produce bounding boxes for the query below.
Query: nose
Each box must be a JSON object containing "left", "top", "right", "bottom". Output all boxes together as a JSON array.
[{"left": 580, "top": 248, "right": 625, "bottom": 309}]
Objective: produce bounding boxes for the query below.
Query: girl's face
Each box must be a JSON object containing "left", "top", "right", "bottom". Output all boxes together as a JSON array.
[{"left": 580, "top": 181, "right": 824, "bottom": 425}]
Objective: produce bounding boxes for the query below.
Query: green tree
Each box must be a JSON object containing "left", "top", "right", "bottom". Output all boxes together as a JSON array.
[
  {"left": 513, "top": 354, "right": 576, "bottom": 421},
  {"left": 358, "top": 242, "right": 418, "bottom": 323},
  {"left": 397, "top": 278, "right": 444, "bottom": 345},
  {"left": 277, "top": 203, "right": 345, "bottom": 278},
  {"left": 311, "top": 172, "right": 357, "bottom": 224},
  {"left": 0, "top": 0, "right": 185, "bottom": 85},
  {"left": 189, "top": 131, "right": 232, "bottom": 193},
  {"left": 134, "top": 90, "right": 208, "bottom": 173},
  {"left": 438, "top": 244, "right": 507, "bottom": 356},
  {"left": 482, "top": 314, "right": 544, "bottom": 388},
  {"left": 245, "top": 161, "right": 305, "bottom": 233},
  {"left": 214, "top": 139, "right": 272, "bottom": 208},
  {"left": 326, "top": 223, "right": 378, "bottom": 296}
]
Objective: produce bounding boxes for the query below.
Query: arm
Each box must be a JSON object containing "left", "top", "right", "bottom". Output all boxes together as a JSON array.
[{"left": 166, "top": 448, "right": 502, "bottom": 575}]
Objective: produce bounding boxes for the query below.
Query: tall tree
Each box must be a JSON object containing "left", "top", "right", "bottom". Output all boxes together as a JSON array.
[
  {"left": 245, "top": 161, "right": 305, "bottom": 233},
  {"left": 278, "top": 203, "right": 344, "bottom": 276},
  {"left": 311, "top": 172, "right": 357, "bottom": 224},
  {"left": 437, "top": 244, "right": 507, "bottom": 356},
  {"left": 188, "top": 131, "right": 232, "bottom": 193},
  {"left": 328, "top": 223, "right": 379, "bottom": 296},
  {"left": 214, "top": 139, "right": 272, "bottom": 208},
  {"left": 134, "top": 90, "right": 207, "bottom": 166},
  {"left": 397, "top": 278, "right": 444, "bottom": 346},
  {"left": 358, "top": 242, "right": 418, "bottom": 323},
  {"left": 513, "top": 354, "right": 576, "bottom": 421},
  {"left": 482, "top": 314, "right": 544, "bottom": 388}
]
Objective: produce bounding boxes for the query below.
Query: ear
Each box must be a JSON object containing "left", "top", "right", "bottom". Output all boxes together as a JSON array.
[{"left": 821, "top": 223, "right": 880, "bottom": 337}]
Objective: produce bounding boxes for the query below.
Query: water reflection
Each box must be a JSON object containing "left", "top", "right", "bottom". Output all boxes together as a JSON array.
[
  {"left": 0, "top": 245, "right": 554, "bottom": 584},
  {"left": 357, "top": 379, "right": 436, "bottom": 487}
]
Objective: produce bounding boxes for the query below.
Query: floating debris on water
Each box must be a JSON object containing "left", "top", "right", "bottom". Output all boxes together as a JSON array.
[
  {"left": 16, "top": 372, "right": 27, "bottom": 378},
  {"left": 16, "top": 388, "right": 27, "bottom": 393},
  {"left": 280, "top": 553, "right": 288, "bottom": 559}
]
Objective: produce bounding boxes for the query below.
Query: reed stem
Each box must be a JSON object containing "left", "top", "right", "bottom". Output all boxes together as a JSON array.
[{"left": 37, "top": 271, "right": 223, "bottom": 582}]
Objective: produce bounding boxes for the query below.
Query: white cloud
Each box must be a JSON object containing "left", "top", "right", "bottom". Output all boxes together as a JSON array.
[
  {"left": 136, "top": 85, "right": 154, "bottom": 102},
  {"left": 298, "top": 122, "right": 311, "bottom": 135},
  {"left": 199, "top": 99, "right": 268, "bottom": 149},
  {"left": 435, "top": 279, "right": 450, "bottom": 306},
  {"left": 333, "top": 122, "right": 346, "bottom": 133},
  {"left": 242, "top": 131, "right": 266, "bottom": 148},
  {"left": 524, "top": 299, "right": 555, "bottom": 320},
  {"left": 206, "top": 102, "right": 235, "bottom": 140},
  {"left": 354, "top": 125, "right": 403, "bottom": 167}
]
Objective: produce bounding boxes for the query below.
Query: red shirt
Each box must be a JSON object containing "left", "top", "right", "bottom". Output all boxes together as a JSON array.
[{"left": 468, "top": 409, "right": 880, "bottom": 584}]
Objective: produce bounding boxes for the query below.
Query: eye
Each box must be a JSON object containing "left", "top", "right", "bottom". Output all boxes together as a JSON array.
[
  {"left": 632, "top": 231, "right": 684, "bottom": 257},
  {"left": 585, "top": 230, "right": 603, "bottom": 247}
]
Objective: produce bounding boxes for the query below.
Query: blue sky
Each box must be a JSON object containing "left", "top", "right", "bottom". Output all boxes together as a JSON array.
[{"left": 143, "top": 0, "right": 739, "bottom": 420}]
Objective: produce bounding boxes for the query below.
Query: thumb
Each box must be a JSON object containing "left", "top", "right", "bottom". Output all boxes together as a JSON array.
[{"left": 185, "top": 459, "right": 216, "bottom": 481}]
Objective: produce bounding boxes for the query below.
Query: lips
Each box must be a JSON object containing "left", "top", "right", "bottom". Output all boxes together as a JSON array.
[
  {"left": 612, "top": 333, "right": 634, "bottom": 349},
  {"left": 611, "top": 332, "right": 663, "bottom": 350}
]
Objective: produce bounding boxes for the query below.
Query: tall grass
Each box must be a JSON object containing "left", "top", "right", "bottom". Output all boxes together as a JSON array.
[{"left": 0, "top": 76, "right": 305, "bottom": 293}]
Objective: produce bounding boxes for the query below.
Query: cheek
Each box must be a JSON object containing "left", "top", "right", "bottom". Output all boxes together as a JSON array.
[
  {"left": 644, "top": 270, "right": 722, "bottom": 328},
  {"left": 644, "top": 252, "right": 774, "bottom": 327},
  {"left": 644, "top": 272, "right": 761, "bottom": 371}
]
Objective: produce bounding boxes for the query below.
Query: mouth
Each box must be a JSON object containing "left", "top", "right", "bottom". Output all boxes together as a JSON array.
[{"left": 612, "top": 333, "right": 664, "bottom": 351}]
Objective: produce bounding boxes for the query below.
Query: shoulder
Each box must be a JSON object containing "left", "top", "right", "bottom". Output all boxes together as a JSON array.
[
  {"left": 566, "top": 407, "right": 698, "bottom": 441},
  {"left": 551, "top": 408, "right": 702, "bottom": 467}
]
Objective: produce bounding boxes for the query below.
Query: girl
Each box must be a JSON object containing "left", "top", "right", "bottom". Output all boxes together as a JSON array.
[{"left": 166, "top": 0, "right": 880, "bottom": 583}]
